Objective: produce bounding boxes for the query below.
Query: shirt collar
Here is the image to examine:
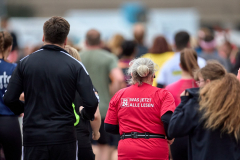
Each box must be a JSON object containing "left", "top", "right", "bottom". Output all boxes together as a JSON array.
[{"left": 41, "top": 45, "right": 69, "bottom": 53}]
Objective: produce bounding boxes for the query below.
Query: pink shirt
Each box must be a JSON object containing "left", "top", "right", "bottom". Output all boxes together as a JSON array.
[{"left": 165, "top": 79, "right": 198, "bottom": 107}]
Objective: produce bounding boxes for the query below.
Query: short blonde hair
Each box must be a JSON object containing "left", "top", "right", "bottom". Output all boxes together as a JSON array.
[
  {"left": 128, "top": 58, "right": 157, "bottom": 85},
  {"left": 65, "top": 45, "right": 81, "bottom": 61}
]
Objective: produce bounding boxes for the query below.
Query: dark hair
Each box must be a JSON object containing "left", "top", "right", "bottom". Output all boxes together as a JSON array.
[
  {"left": 180, "top": 48, "right": 199, "bottom": 77},
  {"left": 204, "top": 35, "right": 214, "bottom": 42},
  {"left": 149, "top": 36, "right": 171, "bottom": 54},
  {"left": 120, "top": 40, "right": 136, "bottom": 57},
  {"left": 0, "top": 31, "right": 13, "bottom": 52},
  {"left": 86, "top": 29, "right": 101, "bottom": 46},
  {"left": 174, "top": 31, "right": 190, "bottom": 50},
  {"left": 43, "top": 16, "right": 70, "bottom": 45}
]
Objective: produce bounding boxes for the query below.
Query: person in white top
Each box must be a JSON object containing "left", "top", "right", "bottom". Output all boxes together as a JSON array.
[{"left": 157, "top": 31, "right": 206, "bottom": 88}]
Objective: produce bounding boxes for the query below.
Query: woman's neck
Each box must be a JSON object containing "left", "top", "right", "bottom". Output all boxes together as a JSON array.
[
  {"left": 0, "top": 51, "right": 8, "bottom": 59},
  {"left": 181, "top": 70, "right": 193, "bottom": 79},
  {"left": 142, "top": 76, "right": 154, "bottom": 85}
]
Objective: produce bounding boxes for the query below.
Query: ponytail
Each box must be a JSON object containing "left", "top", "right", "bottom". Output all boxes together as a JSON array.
[
  {"left": 0, "top": 31, "right": 4, "bottom": 53},
  {"left": 180, "top": 48, "right": 199, "bottom": 77},
  {"left": 0, "top": 31, "right": 13, "bottom": 61}
]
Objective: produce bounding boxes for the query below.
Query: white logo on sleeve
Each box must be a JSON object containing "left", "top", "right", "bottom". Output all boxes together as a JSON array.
[
  {"left": 121, "top": 98, "right": 129, "bottom": 107},
  {"left": 0, "top": 72, "right": 11, "bottom": 89}
]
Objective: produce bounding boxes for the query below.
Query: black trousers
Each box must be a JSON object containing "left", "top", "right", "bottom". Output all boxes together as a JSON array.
[
  {"left": 0, "top": 116, "right": 22, "bottom": 160},
  {"left": 23, "top": 142, "right": 76, "bottom": 160},
  {"left": 78, "top": 146, "right": 95, "bottom": 160},
  {"left": 170, "top": 136, "right": 188, "bottom": 160}
]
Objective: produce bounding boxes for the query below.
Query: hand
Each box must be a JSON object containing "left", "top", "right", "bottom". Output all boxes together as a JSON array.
[
  {"left": 237, "top": 68, "right": 240, "bottom": 81},
  {"left": 19, "top": 113, "right": 24, "bottom": 117},
  {"left": 19, "top": 93, "right": 25, "bottom": 101},
  {"left": 180, "top": 90, "right": 189, "bottom": 97},
  {"left": 167, "top": 138, "right": 175, "bottom": 145},
  {"left": 92, "top": 131, "right": 100, "bottom": 140},
  {"left": 79, "top": 106, "right": 84, "bottom": 113}
]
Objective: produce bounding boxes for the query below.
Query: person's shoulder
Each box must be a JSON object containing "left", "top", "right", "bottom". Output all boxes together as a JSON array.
[
  {"left": 142, "top": 53, "right": 151, "bottom": 58},
  {"left": 165, "top": 80, "right": 181, "bottom": 90},
  {"left": 197, "top": 56, "right": 207, "bottom": 67},
  {"left": 160, "top": 54, "right": 178, "bottom": 70},
  {"left": 1, "top": 60, "right": 16, "bottom": 69},
  {"left": 116, "top": 87, "right": 128, "bottom": 95},
  {"left": 100, "top": 50, "right": 117, "bottom": 59},
  {"left": 153, "top": 87, "right": 174, "bottom": 100},
  {"left": 197, "top": 56, "right": 206, "bottom": 63},
  {"left": 111, "top": 88, "right": 128, "bottom": 101}
]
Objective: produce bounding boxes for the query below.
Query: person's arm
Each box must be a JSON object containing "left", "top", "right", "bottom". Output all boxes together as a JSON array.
[
  {"left": 156, "top": 65, "right": 167, "bottom": 88},
  {"left": 161, "top": 111, "right": 173, "bottom": 140},
  {"left": 168, "top": 95, "right": 198, "bottom": 139},
  {"left": 90, "top": 106, "right": 101, "bottom": 140},
  {"left": 157, "top": 83, "right": 165, "bottom": 88},
  {"left": 19, "top": 93, "right": 24, "bottom": 101},
  {"left": 109, "top": 68, "right": 125, "bottom": 96},
  {"left": 104, "top": 123, "right": 119, "bottom": 134},
  {"left": 3, "top": 64, "right": 24, "bottom": 115},
  {"left": 108, "top": 55, "right": 124, "bottom": 96},
  {"left": 104, "top": 90, "right": 121, "bottom": 134},
  {"left": 76, "top": 65, "right": 99, "bottom": 120},
  {"left": 158, "top": 90, "right": 175, "bottom": 143}
]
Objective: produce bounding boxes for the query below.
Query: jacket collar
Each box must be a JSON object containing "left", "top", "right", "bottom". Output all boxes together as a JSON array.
[
  {"left": 41, "top": 45, "right": 69, "bottom": 54},
  {"left": 186, "top": 88, "right": 200, "bottom": 97}
]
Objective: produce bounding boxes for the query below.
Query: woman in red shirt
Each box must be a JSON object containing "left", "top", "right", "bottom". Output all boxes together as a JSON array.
[{"left": 104, "top": 58, "right": 175, "bottom": 160}]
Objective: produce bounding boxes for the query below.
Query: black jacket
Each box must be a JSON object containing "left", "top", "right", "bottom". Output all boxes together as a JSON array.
[
  {"left": 168, "top": 88, "right": 240, "bottom": 160},
  {"left": 3, "top": 45, "right": 99, "bottom": 146}
]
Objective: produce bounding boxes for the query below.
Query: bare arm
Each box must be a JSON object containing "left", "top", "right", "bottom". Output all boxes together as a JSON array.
[
  {"left": 79, "top": 92, "right": 101, "bottom": 140},
  {"left": 109, "top": 68, "right": 125, "bottom": 96},
  {"left": 90, "top": 106, "right": 101, "bottom": 140}
]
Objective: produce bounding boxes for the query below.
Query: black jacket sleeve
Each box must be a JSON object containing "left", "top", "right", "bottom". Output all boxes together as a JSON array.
[
  {"left": 3, "top": 64, "right": 24, "bottom": 115},
  {"left": 157, "top": 83, "right": 165, "bottom": 88},
  {"left": 168, "top": 96, "right": 199, "bottom": 139},
  {"left": 104, "top": 123, "right": 120, "bottom": 135},
  {"left": 161, "top": 111, "right": 173, "bottom": 140},
  {"left": 76, "top": 66, "right": 99, "bottom": 120}
]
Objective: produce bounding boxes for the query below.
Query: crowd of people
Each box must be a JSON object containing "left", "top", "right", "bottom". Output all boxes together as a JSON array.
[{"left": 0, "top": 16, "right": 240, "bottom": 160}]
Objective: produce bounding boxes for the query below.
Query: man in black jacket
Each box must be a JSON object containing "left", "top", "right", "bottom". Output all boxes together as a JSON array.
[{"left": 3, "top": 16, "right": 99, "bottom": 160}]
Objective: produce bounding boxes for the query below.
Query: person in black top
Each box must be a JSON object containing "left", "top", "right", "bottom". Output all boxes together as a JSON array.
[
  {"left": 168, "top": 61, "right": 240, "bottom": 160},
  {"left": 65, "top": 45, "right": 101, "bottom": 160},
  {"left": 3, "top": 16, "right": 98, "bottom": 160}
]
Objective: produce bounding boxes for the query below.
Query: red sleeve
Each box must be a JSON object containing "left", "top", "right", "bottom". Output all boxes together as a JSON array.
[
  {"left": 159, "top": 89, "right": 176, "bottom": 117},
  {"left": 105, "top": 90, "right": 122, "bottom": 125}
]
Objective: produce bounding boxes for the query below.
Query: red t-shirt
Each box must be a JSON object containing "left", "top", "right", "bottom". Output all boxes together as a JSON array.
[
  {"left": 165, "top": 79, "right": 198, "bottom": 107},
  {"left": 105, "top": 83, "right": 175, "bottom": 160}
]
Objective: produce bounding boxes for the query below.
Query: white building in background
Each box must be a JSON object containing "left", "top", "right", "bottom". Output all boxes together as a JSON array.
[{"left": 8, "top": 8, "right": 199, "bottom": 49}]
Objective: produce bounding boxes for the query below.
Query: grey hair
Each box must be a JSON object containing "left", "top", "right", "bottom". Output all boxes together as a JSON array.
[{"left": 127, "top": 58, "right": 157, "bottom": 85}]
